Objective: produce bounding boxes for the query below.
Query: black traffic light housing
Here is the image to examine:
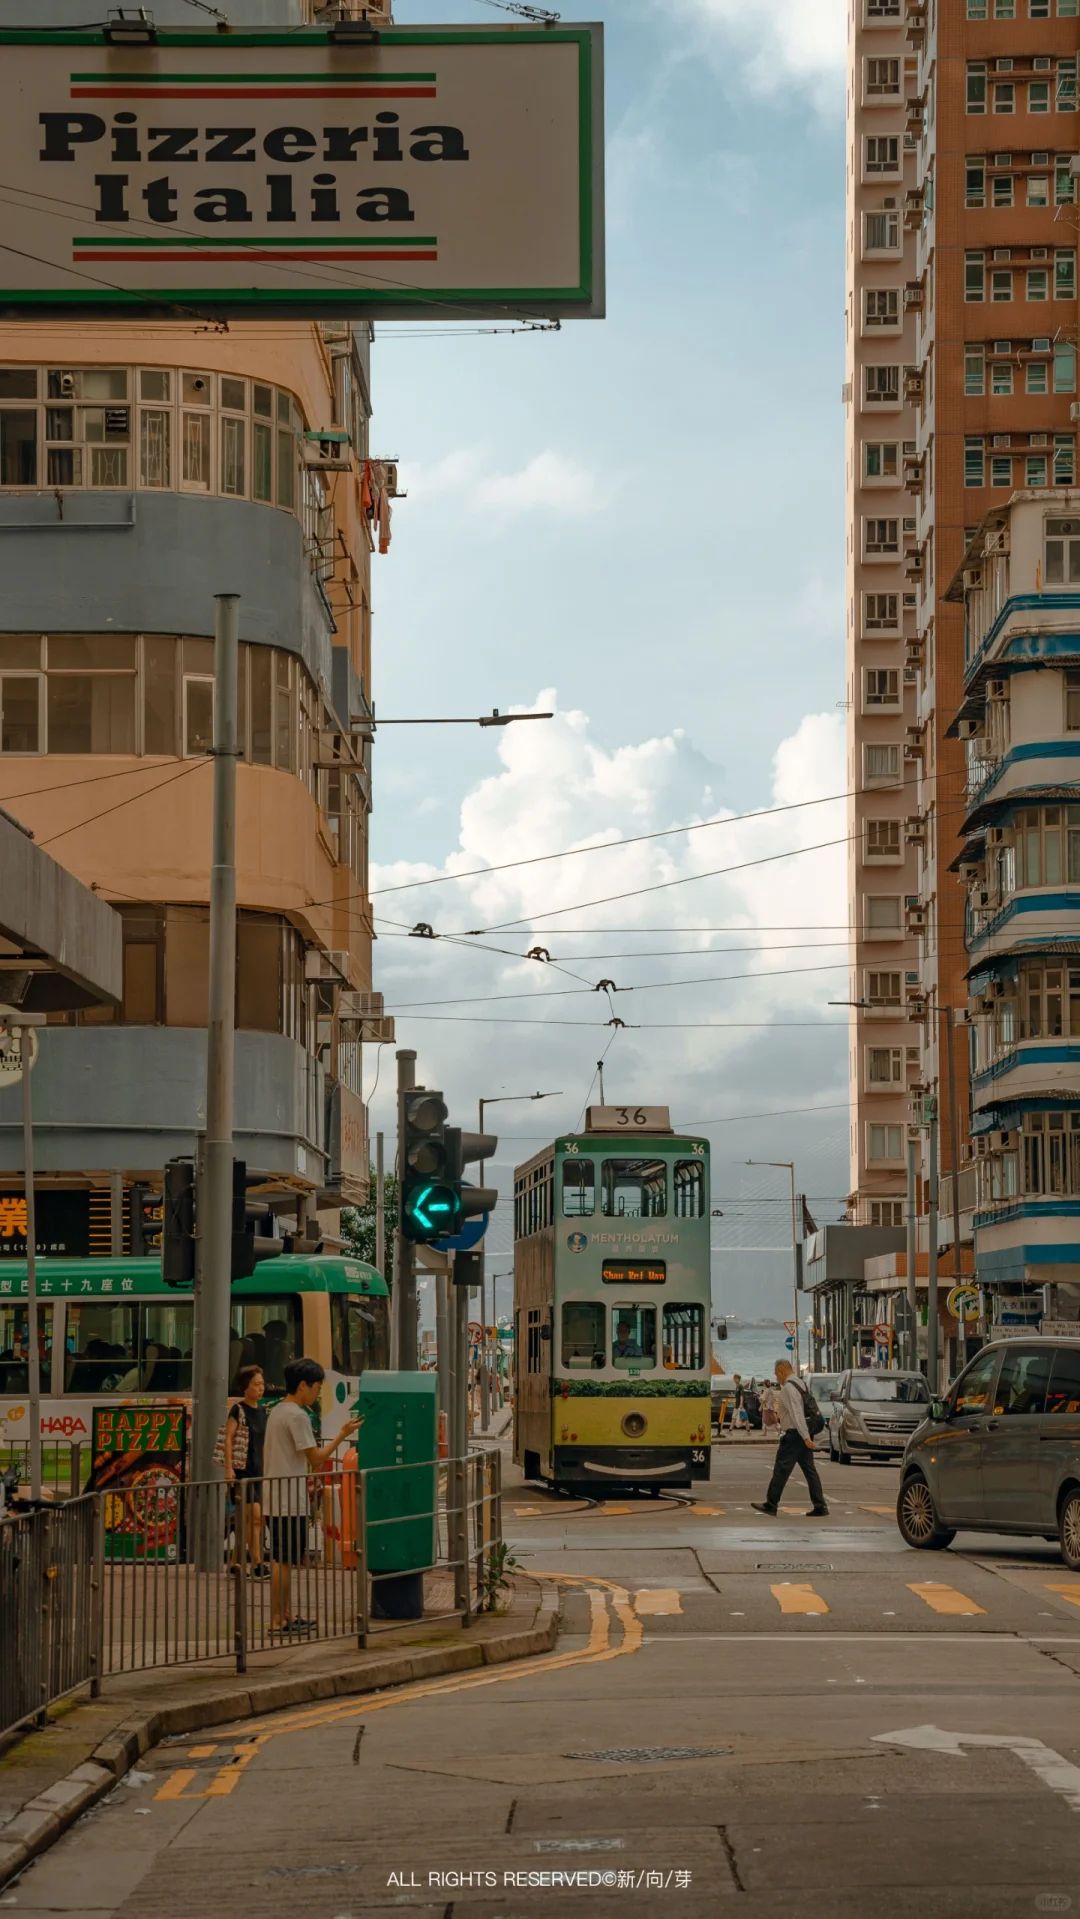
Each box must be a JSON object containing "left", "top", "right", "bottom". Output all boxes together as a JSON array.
[
  {"left": 400, "top": 1089, "right": 462, "bottom": 1242},
  {"left": 446, "top": 1128, "right": 498, "bottom": 1224},
  {"left": 161, "top": 1159, "right": 195, "bottom": 1286},
  {"left": 129, "top": 1182, "right": 163, "bottom": 1257}
]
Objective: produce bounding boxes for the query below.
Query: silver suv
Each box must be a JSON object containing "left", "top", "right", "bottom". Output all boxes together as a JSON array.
[
  {"left": 827, "top": 1369, "right": 931, "bottom": 1463},
  {"left": 898, "top": 1337, "right": 1080, "bottom": 1568}
]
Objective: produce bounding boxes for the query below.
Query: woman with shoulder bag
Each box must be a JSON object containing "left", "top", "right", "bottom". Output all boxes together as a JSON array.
[{"left": 225, "top": 1365, "right": 268, "bottom": 1576}]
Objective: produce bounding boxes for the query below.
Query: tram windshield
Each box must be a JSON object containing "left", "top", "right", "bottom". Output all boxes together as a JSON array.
[
  {"left": 562, "top": 1160, "right": 595, "bottom": 1217},
  {"left": 612, "top": 1306, "right": 656, "bottom": 1368},
  {"left": 561, "top": 1301, "right": 606, "bottom": 1369},
  {"left": 602, "top": 1159, "right": 667, "bottom": 1219},
  {"left": 662, "top": 1303, "right": 706, "bottom": 1370}
]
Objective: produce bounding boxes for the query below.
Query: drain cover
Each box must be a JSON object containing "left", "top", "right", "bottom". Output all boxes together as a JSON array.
[
  {"left": 564, "top": 1747, "right": 733, "bottom": 1764},
  {"left": 755, "top": 1562, "right": 833, "bottom": 1572}
]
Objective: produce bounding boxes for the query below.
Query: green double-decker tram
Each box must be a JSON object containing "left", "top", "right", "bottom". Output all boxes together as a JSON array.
[{"left": 513, "top": 1106, "right": 712, "bottom": 1492}]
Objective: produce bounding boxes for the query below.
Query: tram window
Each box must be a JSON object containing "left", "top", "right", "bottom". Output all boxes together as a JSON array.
[
  {"left": 601, "top": 1158, "right": 667, "bottom": 1219},
  {"left": 64, "top": 1302, "right": 192, "bottom": 1393},
  {"left": 611, "top": 1305, "right": 656, "bottom": 1369},
  {"left": 0, "top": 1304, "right": 52, "bottom": 1395},
  {"left": 673, "top": 1160, "right": 705, "bottom": 1219},
  {"left": 662, "top": 1303, "right": 705, "bottom": 1371},
  {"left": 527, "top": 1308, "right": 543, "bottom": 1374},
  {"left": 562, "top": 1159, "right": 595, "bottom": 1217},
  {"left": 228, "top": 1296, "right": 300, "bottom": 1393},
  {"left": 561, "top": 1301, "right": 606, "bottom": 1369},
  {"left": 331, "top": 1294, "right": 390, "bottom": 1376}
]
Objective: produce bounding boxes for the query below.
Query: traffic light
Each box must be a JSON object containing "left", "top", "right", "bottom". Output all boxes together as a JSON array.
[
  {"left": 446, "top": 1128, "right": 498, "bottom": 1226},
  {"left": 161, "top": 1159, "right": 195, "bottom": 1286},
  {"left": 232, "top": 1158, "right": 257, "bottom": 1279},
  {"left": 400, "top": 1089, "right": 462, "bottom": 1242},
  {"left": 129, "top": 1182, "right": 162, "bottom": 1257}
]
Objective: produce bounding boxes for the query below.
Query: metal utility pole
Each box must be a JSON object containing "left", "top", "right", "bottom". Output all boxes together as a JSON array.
[
  {"left": 449, "top": 1258, "right": 469, "bottom": 1617},
  {"left": 747, "top": 1159, "right": 800, "bottom": 1370},
  {"left": 13, "top": 1015, "right": 46, "bottom": 1500},
  {"left": 394, "top": 1050, "right": 418, "bottom": 1369},
  {"left": 906, "top": 1132, "right": 919, "bottom": 1373},
  {"left": 436, "top": 1268, "right": 449, "bottom": 1424},
  {"left": 191, "top": 593, "right": 239, "bottom": 1492},
  {"left": 945, "top": 1009, "right": 965, "bottom": 1372},
  {"left": 479, "top": 1266, "right": 490, "bottom": 1431},
  {"left": 927, "top": 1100, "right": 940, "bottom": 1395},
  {"left": 375, "top": 1130, "right": 385, "bottom": 1278}
]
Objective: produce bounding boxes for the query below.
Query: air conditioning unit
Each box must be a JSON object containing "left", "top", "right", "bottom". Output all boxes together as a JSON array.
[
  {"left": 905, "top": 813, "right": 925, "bottom": 841},
  {"left": 957, "top": 718, "right": 979, "bottom": 739},
  {"left": 1070, "top": 403, "right": 1080, "bottom": 425},
  {"left": 984, "top": 529, "right": 1009, "bottom": 554},
  {"left": 304, "top": 948, "right": 351, "bottom": 984},
  {"left": 993, "top": 341, "right": 1012, "bottom": 355},
  {"left": 904, "top": 665, "right": 918, "bottom": 683},
  {"left": 1031, "top": 432, "right": 1048, "bottom": 448},
  {"left": 380, "top": 461, "right": 401, "bottom": 497},
  {"left": 905, "top": 642, "right": 923, "bottom": 664},
  {"left": 1030, "top": 246, "right": 1048, "bottom": 261},
  {"left": 978, "top": 889, "right": 991, "bottom": 907},
  {"left": 992, "top": 435, "right": 1011, "bottom": 450},
  {"left": 904, "top": 132, "right": 918, "bottom": 149},
  {"left": 905, "top": 464, "right": 923, "bottom": 488},
  {"left": 303, "top": 430, "right": 352, "bottom": 471},
  {"left": 986, "top": 826, "right": 1004, "bottom": 846},
  {"left": 993, "top": 248, "right": 1012, "bottom": 264},
  {"left": 903, "top": 593, "right": 917, "bottom": 608},
  {"left": 959, "top": 861, "right": 981, "bottom": 880},
  {"left": 963, "top": 568, "right": 983, "bottom": 589},
  {"left": 974, "top": 1136, "right": 990, "bottom": 1159},
  {"left": 1032, "top": 338, "right": 1052, "bottom": 355},
  {"left": 904, "top": 284, "right": 924, "bottom": 308},
  {"left": 987, "top": 678, "right": 1006, "bottom": 698}
]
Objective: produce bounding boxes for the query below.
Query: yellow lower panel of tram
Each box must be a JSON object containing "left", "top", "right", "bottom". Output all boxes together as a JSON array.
[{"left": 552, "top": 1395, "right": 711, "bottom": 1449}]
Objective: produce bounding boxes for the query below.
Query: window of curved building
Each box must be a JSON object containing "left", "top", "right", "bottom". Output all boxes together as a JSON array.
[{"left": 0, "top": 366, "right": 318, "bottom": 515}]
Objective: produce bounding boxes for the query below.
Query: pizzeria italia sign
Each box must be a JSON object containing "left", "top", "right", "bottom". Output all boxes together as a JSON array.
[{"left": 0, "top": 27, "right": 604, "bottom": 318}]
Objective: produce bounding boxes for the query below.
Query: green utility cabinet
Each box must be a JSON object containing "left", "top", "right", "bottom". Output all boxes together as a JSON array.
[{"left": 355, "top": 1370, "right": 438, "bottom": 1577}]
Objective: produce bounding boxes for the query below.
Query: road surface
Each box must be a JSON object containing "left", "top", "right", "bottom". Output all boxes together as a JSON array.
[{"left": 8, "top": 1444, "right": 1080, "bottom": 1916}]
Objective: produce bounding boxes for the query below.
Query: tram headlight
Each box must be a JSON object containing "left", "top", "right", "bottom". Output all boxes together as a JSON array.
[{"left": 622, "top": 1412, "right": 648, "bottom": 1438}]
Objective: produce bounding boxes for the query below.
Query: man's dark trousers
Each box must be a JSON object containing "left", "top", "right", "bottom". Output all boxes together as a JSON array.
[{"left": 764, "top": 1429, "right": 825, "bottom": 1510}]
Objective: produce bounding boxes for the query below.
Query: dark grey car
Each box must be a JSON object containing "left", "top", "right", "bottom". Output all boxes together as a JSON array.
[
  {"left": 827, "top": 1369, "right": 931, "bottom": 1462},
  {"left": 897, "top": 1337, "right": 1080, "bottom": 1569}
]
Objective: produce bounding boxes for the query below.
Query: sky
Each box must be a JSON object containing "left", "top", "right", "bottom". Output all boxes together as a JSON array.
[{"left": 364, "top": 0, "right": 850, "bottom": 1316}]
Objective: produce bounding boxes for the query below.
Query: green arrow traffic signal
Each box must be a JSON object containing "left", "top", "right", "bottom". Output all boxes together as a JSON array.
[{"left": 402, "top": 1180, "right": 463, "bottom": 1243}]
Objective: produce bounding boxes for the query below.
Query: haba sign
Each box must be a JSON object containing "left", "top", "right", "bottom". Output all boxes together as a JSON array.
[{"left": 0, "top": 27, "right": 603, "bottom": 319}]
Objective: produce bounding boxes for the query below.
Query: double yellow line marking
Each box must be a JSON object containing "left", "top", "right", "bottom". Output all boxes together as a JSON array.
[{"left": 153, "top": 1575, "right": 643, "bottom": 1803}]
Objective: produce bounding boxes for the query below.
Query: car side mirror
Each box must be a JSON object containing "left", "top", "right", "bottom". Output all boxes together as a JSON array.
[{"left": 930, "top": 1397, "right": 949, "bottom": 1421}]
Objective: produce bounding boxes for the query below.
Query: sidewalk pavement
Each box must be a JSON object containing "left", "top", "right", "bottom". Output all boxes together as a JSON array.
[{"left": 0, "top": 1573, "right": 557, "bottom": 1892}]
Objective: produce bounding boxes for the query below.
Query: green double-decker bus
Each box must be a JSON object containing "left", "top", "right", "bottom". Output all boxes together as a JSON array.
[{"left": 513, "top": 1107, "right": 712, "bottom": 1492}]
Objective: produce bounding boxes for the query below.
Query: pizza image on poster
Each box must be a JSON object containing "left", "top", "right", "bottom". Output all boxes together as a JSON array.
[{"left": 88, "top": 1404, "right": 188, "bottom": 1561}]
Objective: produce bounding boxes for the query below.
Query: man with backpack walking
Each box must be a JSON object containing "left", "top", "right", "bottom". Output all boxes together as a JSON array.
[{"left": 751, "top": 1359, "right": 829, "bottom": 1517}]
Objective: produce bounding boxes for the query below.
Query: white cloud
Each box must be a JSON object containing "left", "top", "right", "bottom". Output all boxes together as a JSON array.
[
  {"left": 368, "top": 696, "right": 850, "bottom": 1266},
  {"left": 401, "top": 448, "right": 605, "bottom": 520},
  {"left": 682, "top": 0, "right": 845, "bottom": 101}
]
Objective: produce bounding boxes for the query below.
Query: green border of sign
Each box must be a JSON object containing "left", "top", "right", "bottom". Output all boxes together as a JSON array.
[{"left": 0, "top": 26, "right": 604, "bottom": 321}]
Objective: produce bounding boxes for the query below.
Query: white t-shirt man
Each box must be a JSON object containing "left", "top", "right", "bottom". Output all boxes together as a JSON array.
[{"left": 263, "top": 1397, "right": 318, "bottom": 1513}]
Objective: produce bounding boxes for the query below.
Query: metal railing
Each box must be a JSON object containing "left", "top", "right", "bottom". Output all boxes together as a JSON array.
[
  {"left": 0, "top": 1497, "right": 96, "bottom": 1741},
  {"left": 1, "top": 1449, "right": 502, "bottom": 1738}
]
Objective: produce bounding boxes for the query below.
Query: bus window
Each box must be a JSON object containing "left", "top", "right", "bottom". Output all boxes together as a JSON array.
[
  {"left": 561, "top": 1301, "right": 605, "bottom": 1369},
  {"left": 229, "top": 1298, "right": 300, "bottom": 1393},
  {"left": 611, "top": 1306, "right": 656, "bottom": 1369},
  {"left": 0, "top": 1304, "right": 52, "bottom": 1395},
  {"left": 65, "top": 1302, "right": 192, "bottom": 1394},
  {"left": 673, "top": 1160, "right": 705, "bottom": 1218},
  {"left": 562, "top": 1159, "right": 595, "bottom": 1217},
  {"left": 662, "top": 1303, "right": 705, "bottom": 1370},
  {"left": 331, "top": 1295, "right": 390, "bottom": 1376},
  {"left": 602, "top": 1159, "right": 667, "bottom": 1219}
]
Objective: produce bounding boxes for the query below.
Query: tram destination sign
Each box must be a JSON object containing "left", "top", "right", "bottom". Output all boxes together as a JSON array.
[{"left": 0, "top": 26, "right": 603, "bottom": 320}]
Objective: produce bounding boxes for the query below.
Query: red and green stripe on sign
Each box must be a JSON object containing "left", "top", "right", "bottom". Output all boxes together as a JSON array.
[
  {"left": 69, "top": 70, "right": 437, "bottom": 99},
  {"left": 73, "top": 235, "right": 438, "bottom": 264}
]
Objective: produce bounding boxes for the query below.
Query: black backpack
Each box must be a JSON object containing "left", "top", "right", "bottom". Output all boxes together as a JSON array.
[{"left": 797, "top": 1379, "right": 825, "bottom": 1438}]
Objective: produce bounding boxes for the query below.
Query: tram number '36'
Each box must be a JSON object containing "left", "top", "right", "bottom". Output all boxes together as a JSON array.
[{"left": 691, "top": 1449, "right": 707, "bottom": 1466}]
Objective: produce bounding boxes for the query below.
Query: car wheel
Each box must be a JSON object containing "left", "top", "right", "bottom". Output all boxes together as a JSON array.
[
  {"left": 1059, "top": 1489, "right": 1080, "bottom": 1571},
  {"left": 837, "top": 1443, "right": 852, "bottom": 1465},
  {"left": 897, "top": 1473, "right": 955, "bottom": 1551}
]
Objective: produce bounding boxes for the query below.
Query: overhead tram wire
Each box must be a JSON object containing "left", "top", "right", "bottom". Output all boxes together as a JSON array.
[
  {"left": 35, "top": 758, "right": 207, "bottom": 848},
  {"left": 382, "top": 959, "right": 854, "bottom": 1011}
]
